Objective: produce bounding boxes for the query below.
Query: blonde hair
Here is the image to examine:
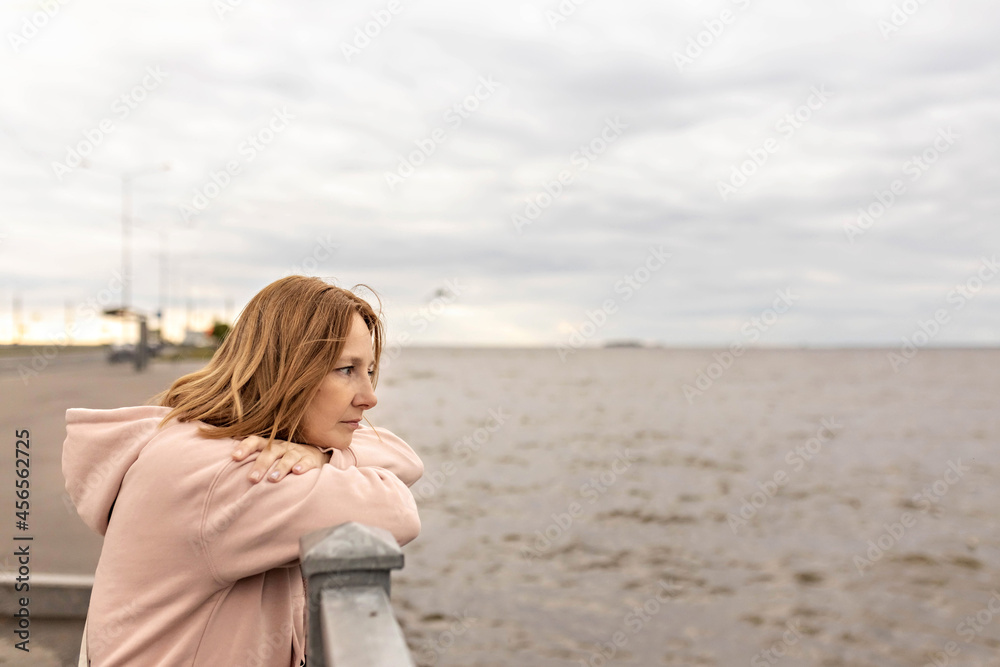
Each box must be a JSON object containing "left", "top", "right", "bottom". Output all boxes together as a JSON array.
[{"left": 156, "top": 276, "right": 383, "bottom": 444}]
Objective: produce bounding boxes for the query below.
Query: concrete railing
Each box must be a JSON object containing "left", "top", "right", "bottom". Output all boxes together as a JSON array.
[
  {"left": 0, "top": 572, "right": 93, "bottom": 618},
  {"left": 0, "top": 523, "right": 415, "bottom": 665},
  {"left": 299, "top": 522, "right": 416, "bottom": 667}
]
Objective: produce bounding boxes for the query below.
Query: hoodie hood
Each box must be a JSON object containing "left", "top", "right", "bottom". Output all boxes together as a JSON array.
[{"left": 63, "top": 406, "right": 173, "bottom": 536}]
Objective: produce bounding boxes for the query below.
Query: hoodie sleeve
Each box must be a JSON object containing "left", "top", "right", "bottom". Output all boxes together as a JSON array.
[
  {"left": 321, "top": 425, "right": 424, "bottom": 487},
  {"left": 201, "top": 456, "right": 421, "bottom": 585}
]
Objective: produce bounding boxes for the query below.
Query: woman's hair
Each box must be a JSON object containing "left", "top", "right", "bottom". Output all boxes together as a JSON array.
[{"left": 155, "top": 275, "right": 383, "bottom": 443}]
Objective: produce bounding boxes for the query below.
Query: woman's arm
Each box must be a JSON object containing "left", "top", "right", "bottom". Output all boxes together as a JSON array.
[
  {"left": 232, "top": 436, "right": 337, "bottom": 483},
  {"left": 336, "top": 425, "right": 424, "bottom": 487},
  {"left": 232, "top": 425, "right": 424, "bottom": 487},
  {"left": 203, "top": 459, "right": 420, "bottom": 584}
]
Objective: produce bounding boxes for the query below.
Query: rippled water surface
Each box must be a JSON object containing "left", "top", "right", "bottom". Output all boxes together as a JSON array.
[{"left": 376, "top": 348, "right": 1000, "bottom": 667}]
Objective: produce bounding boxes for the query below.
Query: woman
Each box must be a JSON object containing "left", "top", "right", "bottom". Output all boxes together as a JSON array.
[{"left": 62, "top": 275, "right": 423, "bottom": 666}]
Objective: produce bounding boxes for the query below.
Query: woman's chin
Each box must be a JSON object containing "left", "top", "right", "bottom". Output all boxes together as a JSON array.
[
  {"left": 302, "top": 428, "right": 353, "bottom": 451},
  {"left": 320, "top": 434, "right": 353, "bottom": 451}
]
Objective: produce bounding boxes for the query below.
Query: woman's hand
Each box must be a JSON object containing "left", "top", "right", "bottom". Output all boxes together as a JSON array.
[{"left": 232, "top": 435, "right": 332, "bottom": 484}]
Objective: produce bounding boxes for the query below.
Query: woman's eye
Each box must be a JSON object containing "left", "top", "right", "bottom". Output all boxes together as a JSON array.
[{"left": 334, "top": 365, "right": 374, "bottom": 378}]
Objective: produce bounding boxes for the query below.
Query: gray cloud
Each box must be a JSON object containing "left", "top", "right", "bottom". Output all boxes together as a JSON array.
[{"left": 1, "top": 0, "right": 998, "bottom": 346}]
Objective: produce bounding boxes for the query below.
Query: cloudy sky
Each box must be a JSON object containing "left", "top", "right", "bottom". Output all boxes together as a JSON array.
[{"left": 2, "top": 0, "right": 998, "bottom": 347}]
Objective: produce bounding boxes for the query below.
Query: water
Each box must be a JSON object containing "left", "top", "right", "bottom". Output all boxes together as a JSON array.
[{"left": 377, "top": 348, "right": 1000, "bottom": 667}]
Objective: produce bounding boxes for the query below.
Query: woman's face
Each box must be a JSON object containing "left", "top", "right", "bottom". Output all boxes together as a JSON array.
[{"left": 300, "top": 312, "right": 378, "bottom": 450}]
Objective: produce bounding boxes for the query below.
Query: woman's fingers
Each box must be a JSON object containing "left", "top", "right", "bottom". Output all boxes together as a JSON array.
[
  {"left": 266, "top": 451, "right": 305, "bottom": 482},
  {"left": 247, "top": 440, "right": 288, "bottom": 483},
  {"left": 237, "top": 437, "right": 324, "bottom": 484},
  {"left": 232, "top": 435, "right": 269, "bottom": 460},
  {"left": 291, "top": 447, "right": 327, "bottom": 474}
]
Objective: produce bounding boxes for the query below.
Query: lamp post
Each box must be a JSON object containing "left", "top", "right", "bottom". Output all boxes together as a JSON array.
[
  {"left": 120, "top": 163, "right": 170, "bottom": 311},
  {"left": 128, "top": 221, "right": 175, "bottom": 345},
  {"left": 81, "top": 161, "right": 169, "bottom": 370},
  {"left": 158, "top": 226, "right": 169, "bottom": 342}
]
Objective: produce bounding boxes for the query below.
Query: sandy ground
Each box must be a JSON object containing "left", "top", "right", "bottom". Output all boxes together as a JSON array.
[{"left": 0, "top": 347, "right": 998, "bottom": 666}]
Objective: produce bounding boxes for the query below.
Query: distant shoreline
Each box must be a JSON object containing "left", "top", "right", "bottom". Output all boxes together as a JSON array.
[{"left": 1, "top": 343, "right": 999, "bottom": 354}]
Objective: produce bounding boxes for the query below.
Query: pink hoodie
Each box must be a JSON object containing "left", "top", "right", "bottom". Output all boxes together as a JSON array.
[{"left": 62, "top": 406, "right": 422, "bottom": 667}]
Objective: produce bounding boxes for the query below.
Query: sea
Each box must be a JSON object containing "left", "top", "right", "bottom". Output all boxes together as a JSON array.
[{"left": 378, "top": 347, "right": 1000, "bottom": 667}]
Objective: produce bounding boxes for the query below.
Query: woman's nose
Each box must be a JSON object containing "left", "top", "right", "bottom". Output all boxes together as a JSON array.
[{"left": 355, "top": 381, "right": 377, "bottom": 409}]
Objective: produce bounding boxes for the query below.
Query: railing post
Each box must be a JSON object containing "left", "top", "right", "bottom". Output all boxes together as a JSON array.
[{"left": 300, "top": 522, "right": 414, "bottom": 667}]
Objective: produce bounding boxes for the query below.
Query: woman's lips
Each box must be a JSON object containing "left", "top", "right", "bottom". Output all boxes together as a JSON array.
[{"left": 341, "top": 420, "right": 361, "bottom": 430}]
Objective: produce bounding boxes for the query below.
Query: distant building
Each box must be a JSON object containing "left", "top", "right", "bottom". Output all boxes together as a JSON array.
[
  {"left": 603, "top": 340, "right": 647, "bottom": 348},
  {"left": 181, "top": 329, "right": 214, "bottom": 347}
]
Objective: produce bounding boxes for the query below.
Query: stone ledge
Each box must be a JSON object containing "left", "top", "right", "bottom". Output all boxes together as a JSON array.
[{"left": 0, "top": 573, "right": 93, "bottom": 619}]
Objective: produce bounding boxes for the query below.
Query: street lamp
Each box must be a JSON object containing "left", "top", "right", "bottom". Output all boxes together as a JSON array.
[
  {"left": 121, "top": 163, "right": 170, "bottom": 311},
  {"left": 129, "top": 221, "right": 175, "bottom": 345},
  {"left": 82, "top": 160, "right": 170, "bottom": 371},
  {"left": 81, "top": 160, "right": 170, "bottom": 313}
]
